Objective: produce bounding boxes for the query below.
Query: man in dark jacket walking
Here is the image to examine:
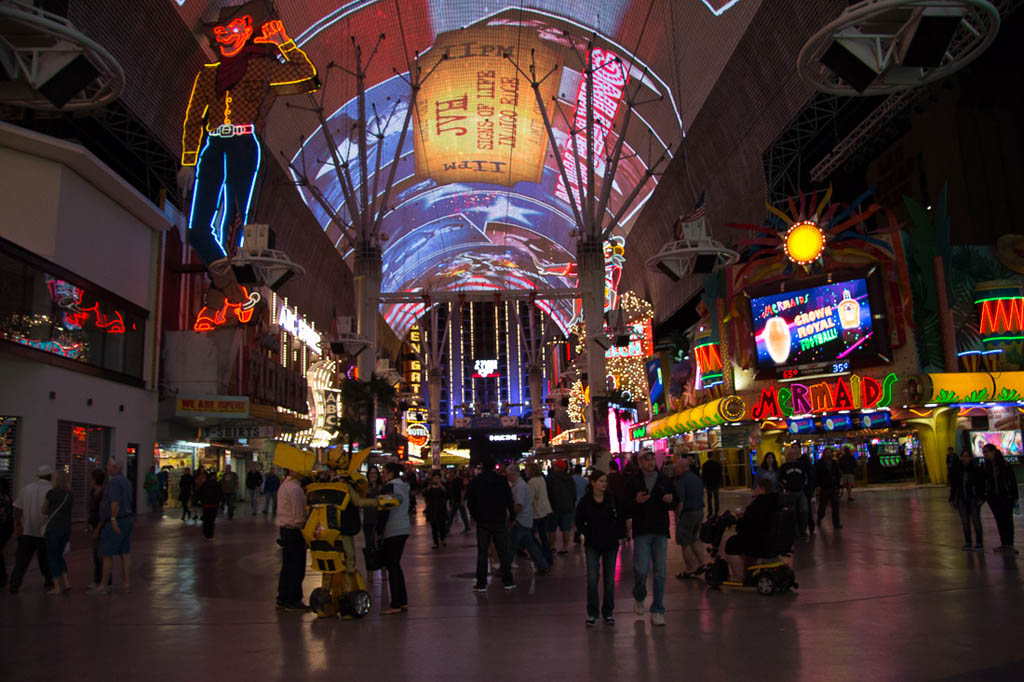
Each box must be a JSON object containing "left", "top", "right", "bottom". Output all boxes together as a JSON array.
[
  {"left": 701, "top": 454, "right": 723, "bottom": 515},
  {"left": 982, "top": 444, "right": 1019, "bottom": 554},
  {"left": 798, "top": 451, "right": 816, "bottom": 534},
  {"left": 626, "top": 450, "right": 678, "bottom": 626},
  {"left": 246, "top": 466, "right": 263, "bottom": 516},
  {"left": 779, "top": 446, "right": 810, "bottom": 538},
  {"left": 197, "top": 474, "right": 223, "bottom": 540},
  {"left": 951, "top": 449, "right": 985, "bottom": 550},
  {"left": 466, "top": 456, "right": 516, "bottom": 590},
  {"left": 546, "top": 460, "right": 577, "bottom": 554},
  {"left": 814, "top": 448, "right": 842, "bottom": 530}
]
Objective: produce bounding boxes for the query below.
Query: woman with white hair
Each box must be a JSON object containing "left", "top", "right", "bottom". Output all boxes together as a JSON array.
[{"left": 42, "top": 468, "right": 73, "bottom": 594}]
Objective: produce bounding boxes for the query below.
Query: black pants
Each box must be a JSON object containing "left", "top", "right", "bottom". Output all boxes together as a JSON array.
[
  {"left": 382, "top": 534, "right": 408, "bottom": 608},
  {"left": 90, "top": 533, "right": 108, "bottom": 585},
  {"left": 817, "top": 488, "right": 840, "bottom": 528},
  {"left": 476, "top": 522, "right": 513, "bottom": 587},
  {"left": 989, "top": 500, "right": 1016, "bottom": 547},
  {"left": 957, "top": 499, "right": 983, "bottom": 545},
  {"left": 805, "top": 490, "right": 816, "bottom": 531},
  {"left": 706, "top": 487, "right": 720, "bottom": 516},
  {"left": 277, "top": 527, "right": 306, "bottom": 605},
  {"left": 429, "top": 519, "right": 447, "bottom": 546},
  {"left": 201, "top": 507, "right": 217, "bottom": 539},
  {"left": 180, "top": 497, "right": 192, "bottom": 519},
  {"left": 10, "top": 535, "right": 52, "bottom": 589},
  {"left": 0, "top": 523, "right": 11, "bottom": 585}
]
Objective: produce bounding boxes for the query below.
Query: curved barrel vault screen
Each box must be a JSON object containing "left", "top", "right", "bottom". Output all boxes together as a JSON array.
[{"left": 172, "top": 0, "right": 757, "bottom": 339}]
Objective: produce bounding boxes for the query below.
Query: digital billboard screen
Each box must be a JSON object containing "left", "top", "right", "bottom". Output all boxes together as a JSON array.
[
  {"left": 645, "top": 358, "right": 665, "bottom": 417},
  {"left": 750, "top": 278, "right": 875, "bottom": 371}
]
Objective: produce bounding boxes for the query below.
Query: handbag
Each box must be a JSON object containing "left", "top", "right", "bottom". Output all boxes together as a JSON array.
[
  {"left": 40, "top": 491, "right": 70, "bottom": 536},
  {"left": 363, "top": 541, "right": 385, "bottom": 571}
]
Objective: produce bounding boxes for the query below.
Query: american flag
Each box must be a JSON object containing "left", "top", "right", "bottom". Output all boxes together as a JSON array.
[
  {"left": 681, "top": 191, "right": 706, "bottom": 222},
  {"left": 676, "top": 191, "right": 707, "bottom": 240}
]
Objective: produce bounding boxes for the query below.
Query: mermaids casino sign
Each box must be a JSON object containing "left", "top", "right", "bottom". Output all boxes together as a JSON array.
[{"left": 750, "top": 373, "right": 898, "bottom": 420}]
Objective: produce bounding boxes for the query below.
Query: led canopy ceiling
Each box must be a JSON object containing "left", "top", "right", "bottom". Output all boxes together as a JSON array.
[{"left": 173, "top": 1, "right": 759, "bottom": 338}]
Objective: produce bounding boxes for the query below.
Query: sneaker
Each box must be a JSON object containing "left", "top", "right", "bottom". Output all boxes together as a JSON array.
[
  {"left": 961, "top": 544, "right": 972, "bottom": 550},
  {"left": 503, "top": 583, "right": 516, "bottom": 591},
  {"left": 604, "top": 617, "right": 615, "bottom": 626},
  {"left": 278, "top": 601, "right": 309, "bottom": 612},
  {"left": 472, "top": 584, "right": 487, "bottom": 592},
  {"left": 634, "top": 600, "right": 646, "bottom": 616},
  {"left": 586, "top": 617, "right": 598, "bottom": 627},
  {"left": 652, "top": 612, "right": 665, "bottom": 626},
  {"left": 87, "top": 585, "right": 110, "bottom": 595},
  {"left": 535, "top": 567, "right": 551, "bottom": 576}
]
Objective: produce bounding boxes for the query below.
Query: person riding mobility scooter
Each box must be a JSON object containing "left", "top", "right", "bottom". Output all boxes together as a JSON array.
[{"left": 701, "top": 478, "right": 798, "bottom": 595}]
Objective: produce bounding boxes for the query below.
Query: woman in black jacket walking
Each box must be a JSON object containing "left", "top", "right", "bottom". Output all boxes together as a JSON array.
[
  {"left": 178, "top": 468, "right": 195, "bottom": 521},
  {"left": 982, "top": 444, "right": 1019, "bottom": 554},
  {"left": 575, "top": 469, "right": 620, "bottom": 627},
  {"left": 950, "top": 449, "right": 985, "bottom": 550}
]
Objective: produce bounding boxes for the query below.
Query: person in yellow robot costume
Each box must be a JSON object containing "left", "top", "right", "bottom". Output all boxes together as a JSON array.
[{"left": 273, "top": 443, "right": 397, "bottom": 618}]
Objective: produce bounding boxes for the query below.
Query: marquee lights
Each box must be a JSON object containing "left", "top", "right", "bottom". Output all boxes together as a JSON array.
[
  {"left": 474, "top": 359, "right": 499, "bottom": 378},
  {"left": 750, "top": 373, "right": 897, "bottom": 420},
  {"left": 783, "top": 220, "right": 826, "bottom": 266},
  {"left": 643, "top": 395, "right": 745, "bottom": 438},
  {"left": 406, "top": 422, "right": 429, "bottom": 447},
  {"left": 277, "top": 304, "right": 321, "bottom": 353},
  {"left": 488, "top": 433, "right": 518, "bottom": 442},
  {"left": 406, "top": 326, "right": 422, "bottom": 399}
]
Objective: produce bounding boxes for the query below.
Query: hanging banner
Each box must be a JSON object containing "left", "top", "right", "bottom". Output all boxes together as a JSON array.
[{"left": 414, "top": 26, "right": 560, "bottom": 187}]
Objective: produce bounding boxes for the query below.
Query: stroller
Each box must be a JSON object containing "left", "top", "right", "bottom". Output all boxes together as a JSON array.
[{"left": 696, "top": 504, "right": 798, "bottom": 595}]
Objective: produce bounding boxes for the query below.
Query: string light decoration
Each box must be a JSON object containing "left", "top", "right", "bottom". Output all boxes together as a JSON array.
[
  {"left": 568, "top": 379, "right": 587, "bottom": 423},
  {"left": 618, "top": 290, "right": 654, "bottom": 322},
  {"left": 607, "top": 291, "right": 655, "bottom": 406}
]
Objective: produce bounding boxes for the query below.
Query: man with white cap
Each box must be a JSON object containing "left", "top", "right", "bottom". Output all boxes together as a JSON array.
[{"left": 9, "top": 465, "right": 55, "bottom": 594}]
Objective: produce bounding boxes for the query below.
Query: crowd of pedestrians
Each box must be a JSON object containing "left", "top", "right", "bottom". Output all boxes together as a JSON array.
[{"left": 3, "top": 440, "right": 1018, "bottom": 627}]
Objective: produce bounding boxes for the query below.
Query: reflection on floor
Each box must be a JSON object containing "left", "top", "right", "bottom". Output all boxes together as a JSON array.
[{"left": 1, "top": 486, "right": 1022, "bottom": 682}]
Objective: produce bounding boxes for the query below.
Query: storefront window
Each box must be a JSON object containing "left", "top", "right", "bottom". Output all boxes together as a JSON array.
[
  {"left": 0, "top": 241, "right": 146, "bottom": 381},
  {"left": 56, "top": 421, "right": 110, "bottom": 523},
  {"left": 0, "top": 416, "right": 17, "bottom": 490}
]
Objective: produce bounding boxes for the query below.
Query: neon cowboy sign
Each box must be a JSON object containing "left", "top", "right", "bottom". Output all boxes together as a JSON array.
[{"left": 750, "top": 373, "right": 898, "bottom": 420}]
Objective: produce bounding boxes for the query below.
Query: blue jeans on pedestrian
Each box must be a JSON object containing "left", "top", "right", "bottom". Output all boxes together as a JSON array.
[
  {"left": 45, "top": 529, "right": 70, "bottom": 579},
  {"left": 586, "top": 545, "right": 618, "bottom": 619},
  {"left": 632, "top": 534, "right": 668, "bottom": 614},
  {"left": 533, "top": 514, "right": 554, "bottom": 564},
  {"left": 249, "top": 490, "right": 260, "bottom": 515},
  {"left": 507, "top": 522, "right": 550, "bottom": 572}
]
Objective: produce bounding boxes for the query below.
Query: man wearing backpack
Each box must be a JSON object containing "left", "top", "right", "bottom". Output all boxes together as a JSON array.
[{"left": 779, "top": 446, "right": 809, "bottom": 538}]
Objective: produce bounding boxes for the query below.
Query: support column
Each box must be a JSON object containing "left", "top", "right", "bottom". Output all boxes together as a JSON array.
[
  {"left": 354, "top": 243, "right": 381, "bottom": 382},
  {"left": 428, "top": 369, "right": 443, "bottom": 469},
  {"left": 529, "top": 366, "right": 544, "bottom": 450},
  {"left": 578, "top": 240, "right": 609, "bottom": 450}
]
